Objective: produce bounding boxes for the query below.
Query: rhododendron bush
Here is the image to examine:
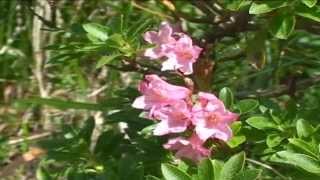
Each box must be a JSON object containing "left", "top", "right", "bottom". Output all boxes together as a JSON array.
[{"left": 2, "top": 0, "right": 320, "bottom": 179}]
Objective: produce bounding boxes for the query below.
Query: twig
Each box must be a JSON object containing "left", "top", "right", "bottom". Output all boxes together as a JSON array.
[
  {"left": 160, "top": 0, "right": 211, "bottom": 24},
  {"left": 8, "top": 132, "right": 52, "bottom": 145},
  {"left": 132, "top": 0, "right": 174, "bottom": 20},
  {"left": 246, "top": 158, "right": 289, "bottom": 180},
  {"left": 87, "top": 85, "right": 108, "bottom": 98},
  {"left": 237, "top": 75, "right": 320, "bottom": 98}
]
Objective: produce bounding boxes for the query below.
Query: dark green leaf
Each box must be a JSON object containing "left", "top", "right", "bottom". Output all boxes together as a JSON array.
[
  {"left": 220, "top": 152, "right": 246, "bottom": 180},
  {"left": 161, "top": 163, "right": 192, "bottom": 180},
  {"left": 78, "top": 117, "right": 95, "bottom": 143},
  {"left": 237, "top": 99, "right": 259, "bottom": 114},
  {"left": 270, "top": 14, "right": 296, "bottom": 39},
  {"left": 296, "top": 4, "right": 320, "bottom": 22},
  {"left": 219, "top": 87, "right": 234, "bottom": 108}
]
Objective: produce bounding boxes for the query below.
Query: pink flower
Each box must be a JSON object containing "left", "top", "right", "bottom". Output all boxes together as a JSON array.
[
  {"left": 132, "top": 74, "right": 191, "bottom": 115},
  {"left": 152, "top": 100, "right": 191, "bottom": 136},
  {"left": 143, "top": 22, "right": 175, "bottom": 59},
  {"left": 162, "top": 34, "right": 202, "bottom": 75},
  {"left": 143, "top": 22, "right": 202, "bottom": 75},
  {"left": 192, "top": 92, "right": 239, "bottom": 142},
  {"left": 164, "top": 134, "right": 210, "bottom": 162}
]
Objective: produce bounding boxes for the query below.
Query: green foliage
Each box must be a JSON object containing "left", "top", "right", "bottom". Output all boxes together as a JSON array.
[
  {"left": 159, "top": 152, "right": 261, "bottom": 180},
  {"left": 1, "top": 0, "right": 320, "bottom": 179}
]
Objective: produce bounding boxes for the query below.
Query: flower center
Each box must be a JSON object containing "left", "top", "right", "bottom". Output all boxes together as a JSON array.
[
  {"left": 208, "top": 113, "right": 219, "bottom": 124},
  {"left": 177, "top": 50, "right": 193, "bottom": 61}
]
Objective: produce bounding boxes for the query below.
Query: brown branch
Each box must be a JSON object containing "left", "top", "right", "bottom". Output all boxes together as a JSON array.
[{"left": 237, "top": 75, "right": 320, "bottom": 98}]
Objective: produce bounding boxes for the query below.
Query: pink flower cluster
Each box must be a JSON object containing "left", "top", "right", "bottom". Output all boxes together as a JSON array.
[
  {"left": 132, "top": 75, "right": 238, "bottom": 162},
  {"left": 143, "top": 22, "right": 202, "bottom": 75}
]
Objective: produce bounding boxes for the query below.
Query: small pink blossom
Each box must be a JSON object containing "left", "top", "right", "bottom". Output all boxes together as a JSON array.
[
  {"left": 152, "top": 100, "right": 191, "bottom": 136},
  {"left": 143, "top": 22, "right": 175, "bottom": 59},
  {"left": 143, "top": 22, "right": 202, "bottom": 75},
  {"left": 164, "top": 134, "right": 210, "bottom": 162},
  {"left": 132, "top": 74, "right": 191, "bottom": 115},
  {"left": 162, "top": 34, "right": 202, "bottom": 75},
  {"left": 192, "top": 92, "right": 239, "bottom": 142}
]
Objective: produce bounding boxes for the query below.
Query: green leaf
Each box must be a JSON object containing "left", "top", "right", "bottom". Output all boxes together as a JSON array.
[
  {"left": 270, "top": 14, "right": 296, "bottom": 39},
  {"left": 198, "top": 159, "right": 214, "bottom": 180},
  {"left": 271, "top": 151, "right": 320, "bottom": 174},
  {"left": 212, "top": 160, "right": 224, "bottom": 180},
  {"left": 296, "top": 119, "right": 315, "bottom": 138},
  {"left": 289, "top": 138, "right": 318, "bottom": 158},
  {"left": 36, "top": 166, "right": 52, "bottom": 180},
  {"left": 219, "top": 87, "right": 234, "bottom": 108},
  {"left": 296, "top": 4, "right": 320, "bottom": 22},
  {"left": 161, "top": 163, "right": 192, "bottom": 180},
  {"left": 83, "top": 23, "right": 109, "bottom": 41},
  {"left": 139, "top": 124, "right": 156, "bottom": 136},
  {"left": 302, "top": 0, "right": 318, "bottom": 8},
  {"left": 96, "top": 54, "right": 121, "bottom": 69},
  {"left": 238, "top": 169, "right": 262, "bottom": 180},
  {"left": 246, "top": 116, "right": 278, "bottom": 130},
  {"left": 17, "top": 97, "right": 107, "bottom": 111},
  {"left": 225, "top": 0, "right": 252, "bottom": 11},
  {"left": 249, "top": 1, "right": 288, "bottom": 14},
  {"left": 266, "top": 134, "right": 284, "bottom": 148},
  {"left": 227, "top": 136, "right": 246, "bottom": 148},
  {"left": 237, "top": 99, "right": 259, "bottom": 114},
  {"left": 231, "top": 121, "right": 242, "bottom": 135},
  {"left": 220, "top": 152, "right": 246, "bottom": 180}
]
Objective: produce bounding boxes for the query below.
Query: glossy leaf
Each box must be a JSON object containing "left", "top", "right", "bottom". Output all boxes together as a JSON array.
[
  {"left": 289, "top": 138, "right": 318, "bottom": 158},
  {"left": 271, "top": 151, "right": 320, "bottom": 174},
  {"left": 266, "top": 134, "right": 284, "bottom": 148},
  {"left": 237, "top": 99, "right": 259, "bottom": 114},
  {"left": 198, "top": 159, "right": 214, "bottom": 180},
  {"left": 161, "top": 163, "right": 192, "bottom": 180},
  {"left": 212, "top": 160, "right": 224, "bottom": 180},
  {"left": 296, "top": 119, "right": 315, "bottom": 138},
  {"left": 227, "top": 136, "right": 246, "bottom": 148},
  {"left": 220, "top": 152, "right": 246, "bottom": 180},
  {"left": 83, "top": 23, "right": 109, "bottom": 41},
  {"left": 246, "top": 116, "right": 278, "bottom": 130},
  {"left": 296, "top": 4, "right": 320, "bottom": 22},
  {"left": 249, "top": 1, "right": 288, "bottom": 14},
  {"left": 219, "top": 87, "right": 234, "bottom": 109},
  {"left": 302, "top": 0, "right": 318, "bottom": 8},
  {"left": 270, "top": 14, "right": 296, "bottom": 39}
]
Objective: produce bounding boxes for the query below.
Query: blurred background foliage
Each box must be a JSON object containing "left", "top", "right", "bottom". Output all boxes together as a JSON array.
[{"left": 1, "top": 0, "right": 320, "bottom": 179}]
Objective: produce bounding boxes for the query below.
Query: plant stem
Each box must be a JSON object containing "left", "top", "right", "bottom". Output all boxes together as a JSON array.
[{"left": 246, "top": 158, "right": 289, "bottom": 180}]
